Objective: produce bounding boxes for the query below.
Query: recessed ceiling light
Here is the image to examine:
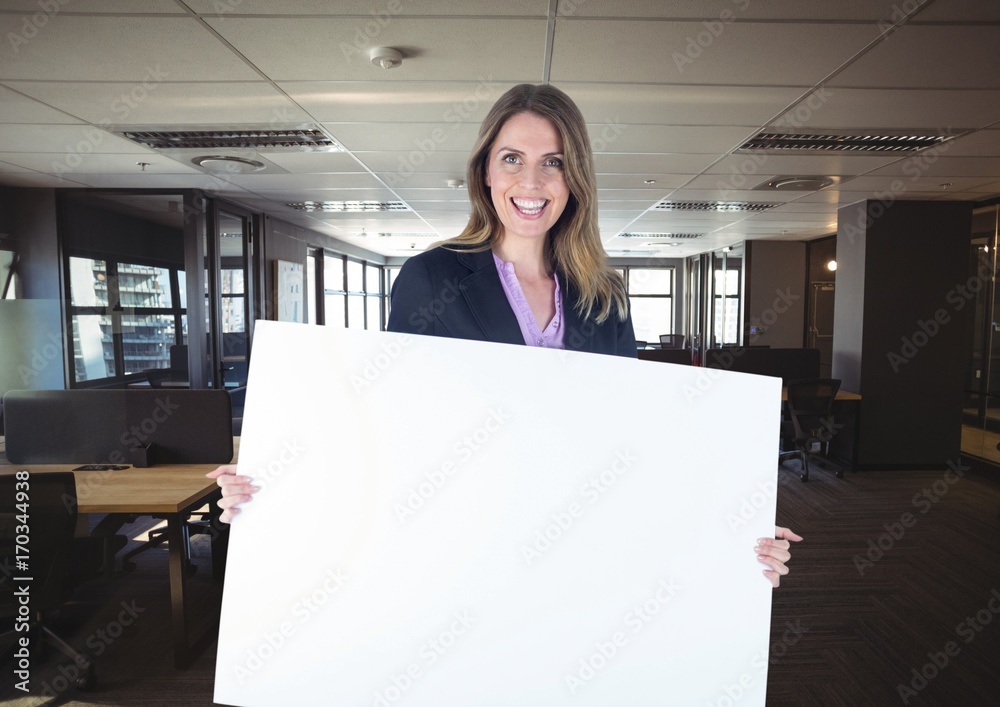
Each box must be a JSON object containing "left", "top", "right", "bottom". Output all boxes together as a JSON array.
[
  {"left": 192, "top": 155, "right": 265, "bottom": 173},
  {"left": 756, "top": 176, "right": 836, "bottom": 191}
]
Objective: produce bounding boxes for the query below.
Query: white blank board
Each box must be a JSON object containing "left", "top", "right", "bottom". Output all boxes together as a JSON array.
[{"left": 214, "top": 321, "right": 781, "bottom": 706}]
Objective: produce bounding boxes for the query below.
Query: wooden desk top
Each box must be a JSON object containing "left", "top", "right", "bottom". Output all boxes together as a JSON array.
[
  {"left": 0, "top": 439, "right": 238, "bottom": 515},
  {"left": 780, "top": 388, "right": 861, "bottom": 401}
]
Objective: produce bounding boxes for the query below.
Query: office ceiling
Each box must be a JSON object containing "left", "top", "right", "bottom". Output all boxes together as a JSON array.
[{"left": 0, "top": 0, "right": 998, "bottom": 259}]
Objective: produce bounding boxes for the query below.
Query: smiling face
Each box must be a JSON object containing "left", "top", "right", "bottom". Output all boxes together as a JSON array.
[{"left": 485, "top": 111, "right": 571, "bottom": 250}]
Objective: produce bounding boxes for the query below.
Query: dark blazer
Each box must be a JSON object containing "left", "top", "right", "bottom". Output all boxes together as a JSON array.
[{"left": 387, "top": 247, "right": 637, "bottom": 358}]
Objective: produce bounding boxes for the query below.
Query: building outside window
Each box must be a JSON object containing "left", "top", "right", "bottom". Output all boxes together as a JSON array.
[
  {"left": 68, "top": 256, "right": 186, "bottom": 384},
  {"left": 626, "top": 267, "right": 674, "bottom": 344}
]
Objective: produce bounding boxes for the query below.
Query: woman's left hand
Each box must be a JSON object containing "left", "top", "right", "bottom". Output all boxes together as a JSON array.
[{"left": 756, "top": 526, "right": 803, "bottom": 588}]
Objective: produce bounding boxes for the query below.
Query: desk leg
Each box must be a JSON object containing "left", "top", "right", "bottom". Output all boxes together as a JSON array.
[
  {"left": 208, "top": 494, "right": 229, "bottom": 582},
  {"left": 167, "top": 513, "right": 191, "bottom": 668}
]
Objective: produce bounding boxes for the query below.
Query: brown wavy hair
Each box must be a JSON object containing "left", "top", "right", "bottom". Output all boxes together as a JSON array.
[{"left": 439, "top": 83, "right": 628, "bottom": 324}]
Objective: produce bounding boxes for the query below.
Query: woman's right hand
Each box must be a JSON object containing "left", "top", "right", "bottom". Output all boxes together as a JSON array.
[{"left": 206, "top": 465, "right": 259, "bottom": 523}]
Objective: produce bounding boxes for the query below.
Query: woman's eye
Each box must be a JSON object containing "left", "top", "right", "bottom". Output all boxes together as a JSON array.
[
  {"left": 545, "top": 158, "right": 563, "bottom": 168},
  {"left": 502, "top": 154, "right": 520, "bottom": 164}
]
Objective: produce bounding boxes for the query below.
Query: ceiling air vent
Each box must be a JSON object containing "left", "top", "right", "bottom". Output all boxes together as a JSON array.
[
  {"left": 653, "top": 201, "right": 779, "bottom": 213},
  {"left": 120, "top": 128, "right": 343, "bottom": 151},
  {"left": 738, "top": 132, "right": 946, "bottom": 152},
  {"left": 287, "top": 201, "right": 411, "bottom": 213},
  {"left": 619, "top": 232, "right": 705, "bottom": 239}
]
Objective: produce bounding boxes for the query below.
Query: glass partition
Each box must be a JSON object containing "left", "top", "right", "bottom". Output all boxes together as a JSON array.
[{"left": 961, "top": 204, "right": 1000, "bottom": 463}]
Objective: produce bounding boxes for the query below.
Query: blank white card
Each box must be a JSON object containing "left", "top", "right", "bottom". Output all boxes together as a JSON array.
[{"left": 214, "top": 321, "right": 781, "bottom": 707}]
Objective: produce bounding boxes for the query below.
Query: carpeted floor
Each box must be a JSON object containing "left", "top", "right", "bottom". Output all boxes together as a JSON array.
[{"left": 4, "top": 462, "right": 1000, "bottom": 706}]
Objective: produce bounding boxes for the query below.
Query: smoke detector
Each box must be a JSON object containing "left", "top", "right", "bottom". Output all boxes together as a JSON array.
[{"left": 370, "top": 47, "right": 403, "bottom": 70}]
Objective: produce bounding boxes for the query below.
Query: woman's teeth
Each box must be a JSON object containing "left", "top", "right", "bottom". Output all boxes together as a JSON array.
[{"left": 512, "top": 198, "right": 547, "bottom": 215}]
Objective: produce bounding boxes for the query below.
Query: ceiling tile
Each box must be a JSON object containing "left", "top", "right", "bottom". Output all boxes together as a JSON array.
[
  {"left": 771, "top": 87, "right": 1000, "bottom": 131},
  {"left": 550, "top": 20, "right": 880, "bottom": 85},
  {"left": 589, "top": 125, "right": 757, "bottom": 154},
  {"left": 0, "top": 85, "right": 84, "bottom": 124},
  {"left": 594, "top": 153, "right": 718, "bottom": 173},
  {"left": 0, "top": 152, "right": 202, "bottom": 174},
  {"left": 830, "top": 25, "right": 1000, "bottom": 89},
  {"left": 3, "top": 81, "right": 313, "bottom": 126},
  {"left": 916, "top": 0, "right": 1000, "bottom": 21},
  {"left": 866, "top": 156, "right": 1000, "bottom": 179},
  {"left": 206, "top": 17, "right": 547, "bottom": 81},
  {"left": 704, "top": 153, "right": 905, "bottom": 179},
  {"left": 280, "top": 81, "right": 518, "bottom": 123},
  {"left": 353, "top": 150, "right": 469, "bottom": 176},
  {"left": 0, "top": 0, "right": 183, "bottom": 11},
  {"left": 325, "top": 123, "right": 480, "bottom": 152},
  {"left": 228, "top": 173, "right": 386, "bottom": 190},
  {"left": 941, "top": 129, "right": 1000, "bottom": 158},
  {"left": 0, "top": 16, "right": 259, "bottom": 81},
  {"left": 596, "top": 174, "right": 693, "bottom": 190},
  {"left": 0, "top": 124, "right": 153, "bottom": 154},
  {"left": 563, "top": 83, "right": 806, "bottom": 127},
  {"left": 252, "top": 152, "right": 369, "bottom": 173},
  {"left": 558, "top": 0, "right": 905, "bottom": 20},
  {"left": 187, "top": 0, "right": 548, "bottom": 15}
]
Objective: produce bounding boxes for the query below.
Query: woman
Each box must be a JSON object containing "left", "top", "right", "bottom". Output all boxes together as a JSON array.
[{"left": 209, "top": 84, "right": 801, "bottom": 586}]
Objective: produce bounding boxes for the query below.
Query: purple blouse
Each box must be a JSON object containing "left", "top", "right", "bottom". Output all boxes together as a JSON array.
[{"left": 493, "top": 252, "right": 566, "bottom": 349}]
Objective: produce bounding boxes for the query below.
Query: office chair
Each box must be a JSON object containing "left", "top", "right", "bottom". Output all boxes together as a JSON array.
[
  {"left": 659, "top": 334, "right": 686, "bottom": 349},
  {"left": 0, "top": 473, "right": 101, "bottom": 690},
  {"left": 779, "top": 378, "right": 842, "bottom": 482},
  {"left": 143, "top": 343, "right": 189, "bottom": 388}
]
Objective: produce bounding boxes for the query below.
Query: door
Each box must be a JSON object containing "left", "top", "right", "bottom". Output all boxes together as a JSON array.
[
  {"left": 809, "top": 282, "right": 835, "bottom": 377},
  {"left": 211, "top": 205, "right": 256, "bottom": 389}
]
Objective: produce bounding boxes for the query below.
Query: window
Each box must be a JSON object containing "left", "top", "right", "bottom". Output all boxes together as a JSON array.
[
  {"left": 67, "top": 257, "right": 187, "bottom": 385},
  {"left": 625, "top": 267, "right": 674, "bottom": 343},
  {"left": 713, "top": 268, "right": 740, "bottom": 345},
  {"left": 320, "top": 253, "right": 385, "bottom": 329}
]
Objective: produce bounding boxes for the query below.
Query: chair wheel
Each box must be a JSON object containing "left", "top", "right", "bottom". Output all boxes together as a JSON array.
[
  {"left": 800, "top": 473, "right": 809, "bottom": 482},
  {"left": 75, "top": 663, "right": 96, "bottom": 690},
  {"left": 836, "top": 469, "right": 844, "bottom": 478},
  {"left": 122, "top": 560, "right": 136, "bottom": 573},
  {"left": 185, "top": 562, "right": 198, "bottom": 577}
]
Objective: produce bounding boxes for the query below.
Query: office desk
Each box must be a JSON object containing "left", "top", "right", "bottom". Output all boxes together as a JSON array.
[
  {"left": 0, "top": 456, "right": 230, "bottom": 668},
  {"left": 780, "top": 388, "right": 861, "bottom": 401}
]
